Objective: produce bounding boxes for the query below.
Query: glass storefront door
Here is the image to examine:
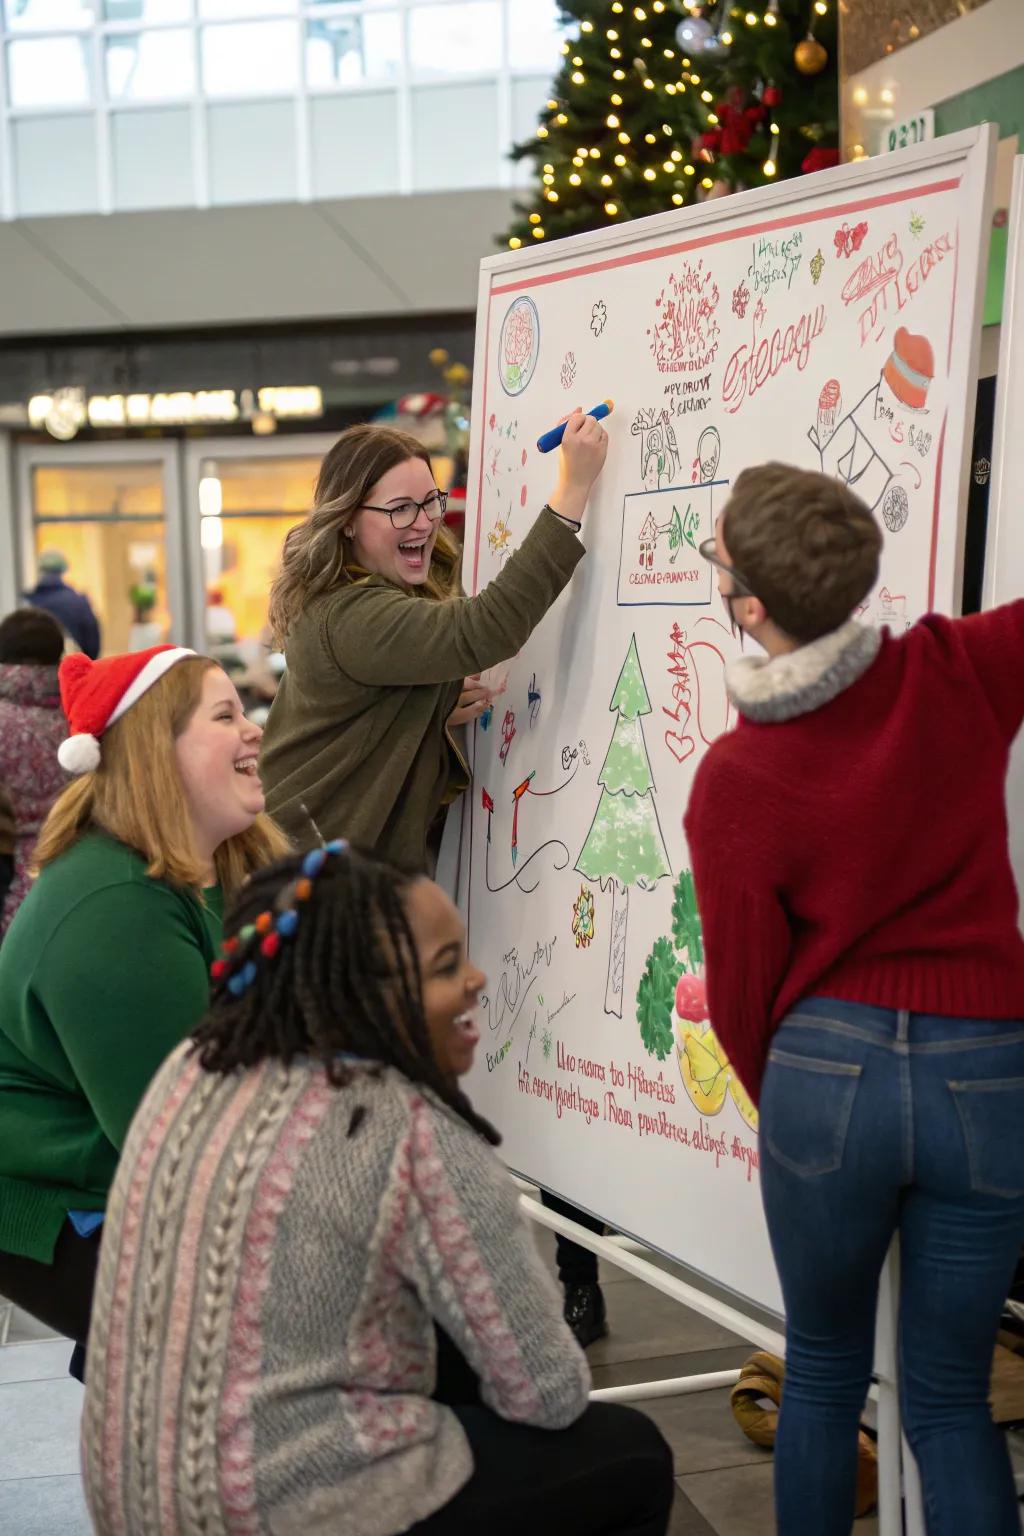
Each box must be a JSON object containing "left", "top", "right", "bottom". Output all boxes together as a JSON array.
[
  {"left": 18, "top": 442, "right": 184, "bottom": 656},
  {"left": 184, "top": 435, "right": 333, "bottom": 707}
]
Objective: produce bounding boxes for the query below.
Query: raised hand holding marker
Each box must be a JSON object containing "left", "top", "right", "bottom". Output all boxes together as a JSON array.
[{"left": 537, "top": 400, "right": 614, "bottom": 453}]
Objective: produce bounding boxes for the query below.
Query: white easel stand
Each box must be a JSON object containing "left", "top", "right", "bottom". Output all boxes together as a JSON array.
[{"left": 524, "top": 1193, "right": 926, "bottom": 1536}]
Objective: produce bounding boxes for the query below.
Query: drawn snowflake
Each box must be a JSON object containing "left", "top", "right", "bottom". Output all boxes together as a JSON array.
[
  {"left": 754, "top": 297, "right": 767, "bottom": 328},
  {"left": 731, "top": 280, "right": 750, "bottom": 319},
  {"left": 910, "top": 211, "right": 926, "bottom": 238},
  {"left": 541, "top": 1028, "right": 553, "bottom": 1062},
  {"left": 487, "top": 519, "right": 511, "bottom": 553},
  {"left": 591, "top": 300, "right": 608, "bottom": 338},
  {"left": 809, "top": 248, "right": 825, "bottom": 285}
]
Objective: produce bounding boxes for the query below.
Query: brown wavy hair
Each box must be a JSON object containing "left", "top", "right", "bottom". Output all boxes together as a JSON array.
[
  {"left": 34, "top": 656, "right": 291, "bottom": 896},
  {"left": 268, "top": 425, "right": 461, "bottom": 647}
]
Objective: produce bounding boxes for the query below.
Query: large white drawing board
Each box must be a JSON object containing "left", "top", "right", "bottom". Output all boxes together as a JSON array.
[
  {"left": 983, "top": 155, "right": 1024, "bottom": 913},
  {"left": 460, "top": 127, "right": 995, "bottom": 1316}
]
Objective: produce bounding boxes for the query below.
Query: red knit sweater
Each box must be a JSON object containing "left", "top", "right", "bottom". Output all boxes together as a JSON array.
[{"left": 683, "top": 603, "right": 1024, "bottom": 1102}]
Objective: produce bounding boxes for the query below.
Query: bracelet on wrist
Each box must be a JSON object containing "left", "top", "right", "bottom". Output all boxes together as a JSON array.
[{"left": 543, "top": 503, "right": 582, "bottom": 533}]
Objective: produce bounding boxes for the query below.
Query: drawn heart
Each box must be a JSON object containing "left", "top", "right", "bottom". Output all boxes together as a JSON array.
[
  {"left": 520, "top": 485, "right": 528, "bottom": 507},
  {"left": 521, "top": 449, "right": 528, "bottom": 466},
  {"left": 664, "top": 731, "right": 696, "bottom": 764}
]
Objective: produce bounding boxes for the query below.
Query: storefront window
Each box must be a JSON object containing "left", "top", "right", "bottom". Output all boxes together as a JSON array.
[
  {"left": 196, "top": 453, "right": 319, "bottom": 707},
  {"left": 31, "top": 461, "right": 170, "bottom": 656}
]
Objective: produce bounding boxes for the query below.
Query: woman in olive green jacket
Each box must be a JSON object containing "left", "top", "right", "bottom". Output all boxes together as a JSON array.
[{"left": 260, "top": 413, "right": 607, "bottom": 872}]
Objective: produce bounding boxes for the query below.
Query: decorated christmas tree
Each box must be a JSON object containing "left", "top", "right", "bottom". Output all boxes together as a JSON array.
[
  {"left": 577, "top": 635, "right": 672, "bottom": 1016},
  {"left": 503, "top": 0, "right": 838, "bottom": 249}
]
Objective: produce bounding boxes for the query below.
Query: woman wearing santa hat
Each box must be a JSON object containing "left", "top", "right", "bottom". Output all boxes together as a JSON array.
[{"left": 0, "top": 644, "right": 288, "bottom": 1376}]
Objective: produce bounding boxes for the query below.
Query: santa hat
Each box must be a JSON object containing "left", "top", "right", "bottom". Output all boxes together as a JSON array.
[{"left": 58, "top": 645, "right": 196, "bottom": 774}]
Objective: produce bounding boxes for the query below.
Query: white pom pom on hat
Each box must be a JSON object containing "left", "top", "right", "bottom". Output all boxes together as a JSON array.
[
  {"left": 58, "top": 732, "right": 102, "bottom": 774},
  {"left": 57, "top": 645, "right": 196, "bottom": 775}
]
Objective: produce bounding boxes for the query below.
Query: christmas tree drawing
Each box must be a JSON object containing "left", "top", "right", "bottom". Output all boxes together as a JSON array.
[{"left": 576, "top": 634, "right": 672, "bottom": 1017}]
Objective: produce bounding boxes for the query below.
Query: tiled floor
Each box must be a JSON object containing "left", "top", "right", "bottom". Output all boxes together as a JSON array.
[{"left": 2, "top": 1236, "right": 1018, "bottom": 1535}]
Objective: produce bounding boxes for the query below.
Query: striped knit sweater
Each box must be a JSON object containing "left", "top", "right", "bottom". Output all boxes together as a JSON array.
[{"left": 81, "top": 1045, "right": 590, "bottom": 1536}]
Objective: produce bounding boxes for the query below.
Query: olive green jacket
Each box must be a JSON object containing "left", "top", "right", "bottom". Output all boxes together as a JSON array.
[{"left": 260, "top": 510, "right": 585, "bottom": 871}]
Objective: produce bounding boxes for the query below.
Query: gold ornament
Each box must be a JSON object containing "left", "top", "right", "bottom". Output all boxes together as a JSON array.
[{"left": 794, "top": 34, "right": 828, "bottom": 74}]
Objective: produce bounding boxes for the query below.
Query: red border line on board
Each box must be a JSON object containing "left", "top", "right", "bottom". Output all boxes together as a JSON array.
[
  {"left": 471, "top": 287, "right": 494, "bottom": 595},
  {"left": 927, "top": 229, "right": 961, "bottom": 611},
  {"left": 491, "top": 176, "right": 960, "bottom": 295}
]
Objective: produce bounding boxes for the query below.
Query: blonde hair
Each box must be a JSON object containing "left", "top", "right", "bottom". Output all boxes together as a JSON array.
[
  {"left": 268, "top": 424, "right": 461, "bottom": 647},
  {"left": 34, "top": 656, "right": 290, "bottom": 897}
]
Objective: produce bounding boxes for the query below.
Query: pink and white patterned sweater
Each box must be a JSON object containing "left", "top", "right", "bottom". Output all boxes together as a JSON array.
[{"left": 81, "top": 1047, "right": 591, "bottom": 1536}]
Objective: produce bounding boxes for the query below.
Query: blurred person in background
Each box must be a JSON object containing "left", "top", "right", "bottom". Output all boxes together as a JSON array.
[
  {"left": 0, "top": 608, "right": 68, "bottom": 937},
  {"left": 0, "top": 645, "right": 288, "bottom": 1378},
  {"left": 25, "top": 549, "right": 102, "bottom": 660},
  {"left": 0, "top": 785, "right": 14, "bottom": 918}
]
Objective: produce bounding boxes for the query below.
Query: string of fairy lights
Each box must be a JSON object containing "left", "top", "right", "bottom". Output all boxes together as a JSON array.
[{"left": 509, "top": 0, "right": 831, "bottom": 247}]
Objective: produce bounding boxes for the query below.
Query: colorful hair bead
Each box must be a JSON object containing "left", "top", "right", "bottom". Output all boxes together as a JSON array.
[
  {"left": 294, "top": 878, "right": 313, "bottom": 902},
  {"left": 302, "top": 848, "right": 328, "bottom": 879},
  {"left": 325, "top": 838, "right": 348, "bottom": 855},
  {"left": 255, "top": 912, "right": 273, "bottom": 935},
  {"left": 276, "top": 909, "right": 299, "bottom": 938},
  {"left": 222, "top": 937, "right": 239, "bottom": 955},
  {"left": 239, "top": 924, "right": 256, "bottom": 945},
  {"left": 260, "top": 931, "right": 280, "bottom": 959},
  {"left": 211, "top": 959, "right": 228, "bottom": 981}
]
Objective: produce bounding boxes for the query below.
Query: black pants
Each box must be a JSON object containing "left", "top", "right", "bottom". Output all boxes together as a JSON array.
[
  {"left": 0, "top": 1220, "right": 101, "bottom": 1380},
  {"left": 541, "top": 1189, "right": 604, "bottom": 1286},
  {"left": 409, "top": 1398, "right": 674, "bottom": 1535}
]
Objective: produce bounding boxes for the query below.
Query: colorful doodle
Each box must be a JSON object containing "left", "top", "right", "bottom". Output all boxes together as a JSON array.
[
  {"left": 571, "top": 886, "right": 597, "bottom": 949},
  {"left": 648, "top": 260, "right": 721, "bottom": 374},
  {"left": 833, "top": 220, "right": 868, "bottom": 259},
  {"left": 591, "top": 300, "right": 608, "bottom": 338},
  {"left": 499, "top": 296, "right": 540, "bottom": 396},
  {"left": 809, "top": 248, "right": 825, "bottom": 285},
  {"left": 632, "top": 406, "right": 683, "bottom": 489},
  {"left": 636, "top": 869, "right": 757, "bottom": 1129}
]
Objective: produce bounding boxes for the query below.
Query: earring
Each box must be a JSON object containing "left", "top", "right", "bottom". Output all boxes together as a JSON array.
[{"left": 344, "top": 528, "right": 354, "bottom": 539}]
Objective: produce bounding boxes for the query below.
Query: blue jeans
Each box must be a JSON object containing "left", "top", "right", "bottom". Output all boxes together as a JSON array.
[{"left": 760, "top": 999, "right": 1024, "bottom": 1536}]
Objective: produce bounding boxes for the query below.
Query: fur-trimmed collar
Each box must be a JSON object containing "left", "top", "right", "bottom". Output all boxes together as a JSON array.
[{"left": 726, "top": 620, "right": 882, "bottom": 724}]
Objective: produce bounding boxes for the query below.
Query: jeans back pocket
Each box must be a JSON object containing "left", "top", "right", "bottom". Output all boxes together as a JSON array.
[
  {"left": 762, "top": 1048, "right": 863, "bottom": 1178},
  {"left": 949, "top": 1077, "right": 1024, "bottom": 1198}
]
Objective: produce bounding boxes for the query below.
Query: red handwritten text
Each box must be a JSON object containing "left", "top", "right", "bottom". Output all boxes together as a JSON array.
[{"left": 722, "top": 302, "right": 826, "bottom": 415}]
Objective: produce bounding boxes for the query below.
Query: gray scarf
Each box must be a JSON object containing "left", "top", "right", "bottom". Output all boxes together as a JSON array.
[{"left": 725, "top": 620, "right": 882, "bottom": 724}]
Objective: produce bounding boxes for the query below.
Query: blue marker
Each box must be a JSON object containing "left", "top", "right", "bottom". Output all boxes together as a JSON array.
[{"left": 536, "top": 399, "right": 614, "bottom": 453}]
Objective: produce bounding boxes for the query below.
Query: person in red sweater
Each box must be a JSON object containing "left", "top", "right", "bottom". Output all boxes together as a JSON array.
[{"left": 685, "top": 463, "right": 1024, "bottom": 1536}]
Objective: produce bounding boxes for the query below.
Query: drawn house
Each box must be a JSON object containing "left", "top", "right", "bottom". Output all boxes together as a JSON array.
[{"left": 638, "top": 512, "right": 658, "bottom": 568}]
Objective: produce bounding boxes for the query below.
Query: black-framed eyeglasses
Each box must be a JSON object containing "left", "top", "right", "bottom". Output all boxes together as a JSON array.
[
  {"left": 360, "top": 490, "right": 448, "bottom": 531},
  {"left": 698, "top": 536, "right": 757, "bottom": 639},
  {"left": 697, "top": 537, "right": 756, "bottom": 597}
]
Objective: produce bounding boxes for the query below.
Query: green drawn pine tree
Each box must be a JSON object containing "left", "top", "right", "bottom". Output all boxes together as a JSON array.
[{"left": 576, "top": 635, "right": 672, "bottom": 1016}]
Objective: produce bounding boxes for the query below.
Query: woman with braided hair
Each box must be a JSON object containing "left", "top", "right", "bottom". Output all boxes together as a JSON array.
[{"left": 81, "top": 844, "right": 674, "bottom": 1536}]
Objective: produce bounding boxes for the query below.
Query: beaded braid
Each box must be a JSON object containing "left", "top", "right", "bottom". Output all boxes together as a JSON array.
[{"left": 192, "top": 845, "right": 499, "bottom": 1146}]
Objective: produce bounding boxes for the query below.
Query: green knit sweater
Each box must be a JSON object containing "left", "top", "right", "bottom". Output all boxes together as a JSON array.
[
  {"left": 260, "top": 509, "right": 585, "bottom": 869},
  {"left": 0, "top": 831, "right": 222, "bottom": 1263}
]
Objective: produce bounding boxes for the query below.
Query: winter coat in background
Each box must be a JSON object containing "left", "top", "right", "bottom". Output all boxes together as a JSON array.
[{"left": 0, "top": 663, "right": 68, "bottom": 934}]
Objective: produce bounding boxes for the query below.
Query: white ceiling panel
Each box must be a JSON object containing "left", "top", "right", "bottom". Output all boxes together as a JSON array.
[{"left": 0, "top": 189, "right": 518, "bottom": 336}]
